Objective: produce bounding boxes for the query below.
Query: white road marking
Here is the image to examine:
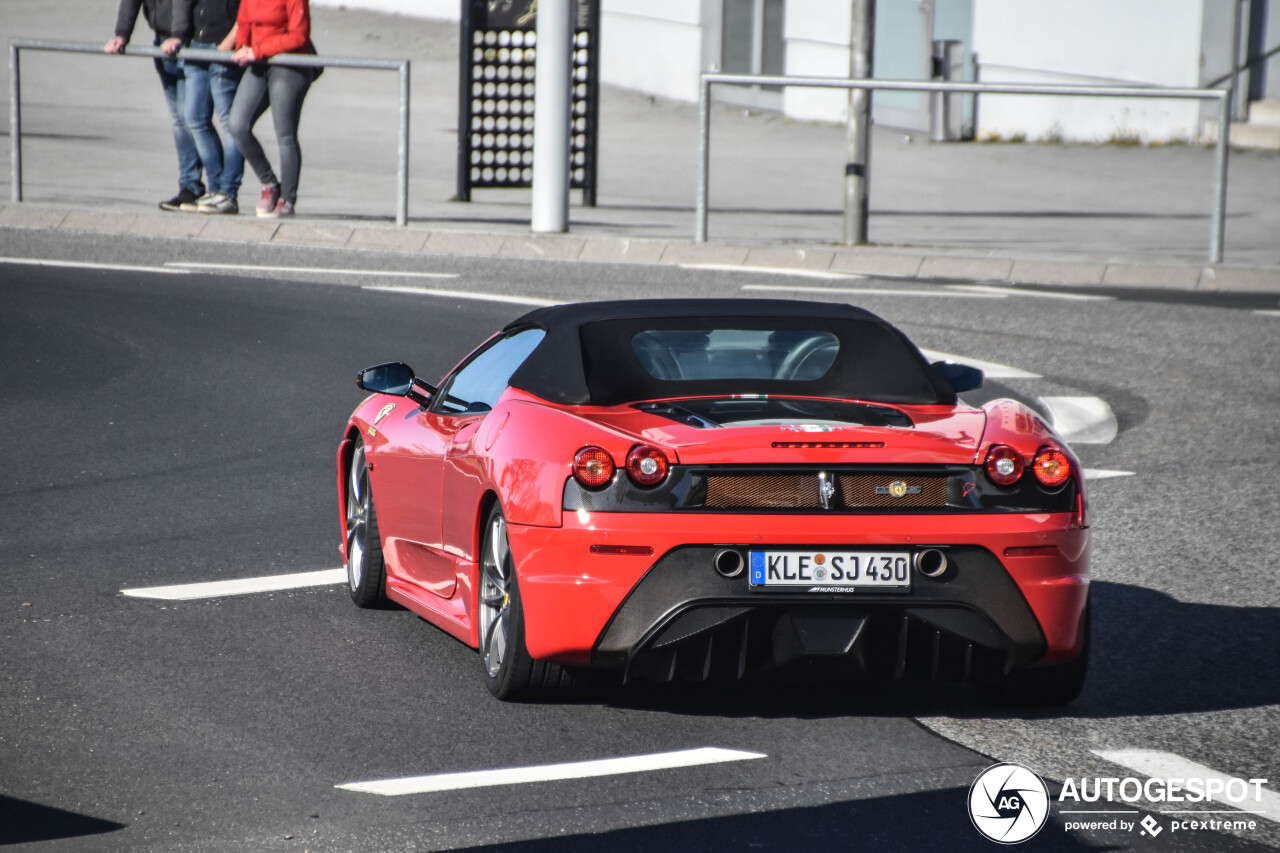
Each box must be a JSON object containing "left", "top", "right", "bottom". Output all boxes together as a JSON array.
[
  {"left": 917, "top": 348, "right": 1041, "bottom": 379},
  {"left": 0, "top": 256, "right": 189, "bottom": 275},
  {"left": 1254, "top": 310, "right": 1280, "bottom": 318},
  {"left": 1037, "top": 396, "right": 1118, "bottom": 445},
  {"left": 166, "top": 262, "right": 458, "bottom": 279},
  {"left": 1083, "top": 469, "right": 1136, "bottom": 480},
  {"left": 362, "top": 285, "right": 560, "bottom": 307},
  {"left": 122, "top": 568, "right": 346, "bottom": 600},
  {"left": 337, "top": 747, "right": 767, "bottom": 796},
  {"left": 950, "top": 284, "right": 1114, "bottom": 302},
  {"left": 1093, "top": 749, "right": 1280, "bottom": 824},
  {"left": 742, "top": 283, "right": 1004, "bottom": 299},
  {"left": 683, "top": 263, "right": 865, "bottom": 280}
]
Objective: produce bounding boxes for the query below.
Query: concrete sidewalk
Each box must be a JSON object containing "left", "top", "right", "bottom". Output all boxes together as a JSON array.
[{"left": 3, "top": 0, "right": 1279, "bottom": 292}]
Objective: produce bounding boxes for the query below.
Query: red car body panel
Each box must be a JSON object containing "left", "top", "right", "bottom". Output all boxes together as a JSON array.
[{"left": 341, "top": 390, "right": 1089, "bottom": 664}]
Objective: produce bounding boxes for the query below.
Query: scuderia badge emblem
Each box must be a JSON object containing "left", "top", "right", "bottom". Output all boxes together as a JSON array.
[
  {"left": 876, "top": 480, "right": 920, "bottom": 498},
  {"left": 968, "top": 762, "right": 1050, "bottom": 844}
]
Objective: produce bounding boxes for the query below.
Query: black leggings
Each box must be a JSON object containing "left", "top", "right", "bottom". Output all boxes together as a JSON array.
[{"left": 228, "top": 64, "right": 311, "bottom": 204}]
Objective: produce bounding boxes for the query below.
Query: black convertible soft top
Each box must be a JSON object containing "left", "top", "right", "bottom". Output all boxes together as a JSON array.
[{"left": 503, "top": 299, "right": 955, "bottom": 407}]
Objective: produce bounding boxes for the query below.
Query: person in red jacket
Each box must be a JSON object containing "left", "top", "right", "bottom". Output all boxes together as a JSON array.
[{"left": 226, "top": 0, "right": 316, "bottom": 218}]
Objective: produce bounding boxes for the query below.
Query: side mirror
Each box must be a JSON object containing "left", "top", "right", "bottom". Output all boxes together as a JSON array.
[
  {"left": 931, "top": 360, "right": 984, "bottom": 393},
  {"left": 357, "top": 362, "right": 434, "bottom": 406}
]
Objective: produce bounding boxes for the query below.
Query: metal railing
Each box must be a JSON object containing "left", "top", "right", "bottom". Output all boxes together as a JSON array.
[
  {"left": 696, "top": 73, "right": 1234, "bottom": 263},
  {"left": 8, "top": 38, "right": 411, "bottom": 225}
]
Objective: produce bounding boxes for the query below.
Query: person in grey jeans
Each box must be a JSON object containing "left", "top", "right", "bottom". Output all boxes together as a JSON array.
[{"left": 227, "top": 0, "right": 315, "bottom": 218}]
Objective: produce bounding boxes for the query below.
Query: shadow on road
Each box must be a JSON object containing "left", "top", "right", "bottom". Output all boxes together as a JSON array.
[
  {"left": 0, "top": 795, "right": 125, "bottom": 845},
  {"left": 455, "top": 784, "right": 1273, "bottom": 853},
  {"left": 592, "top": 581, "right": 1279, "bottom": 721}
]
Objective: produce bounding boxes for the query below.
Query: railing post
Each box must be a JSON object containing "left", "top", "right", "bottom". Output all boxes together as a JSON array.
[
  {"left": 695, "top": 74, "right": 712, "bottom": 243},
  {"left": 397, "top": 60, "right": 410, "bottom": 227},
  {"left": 1211, "top": 91, "right": 1231, "bottom": 264},
  {"left": 9, "top": 42, "right": 22, "bottom": 202}
]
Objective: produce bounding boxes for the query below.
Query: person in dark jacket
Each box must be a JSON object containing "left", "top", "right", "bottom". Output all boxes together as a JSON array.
[
  {"left": 173, "top": 0, "right": 244, "bottom": 214},
  {"left": 105, "top": 0, "right": 207, "bottom": 211}
]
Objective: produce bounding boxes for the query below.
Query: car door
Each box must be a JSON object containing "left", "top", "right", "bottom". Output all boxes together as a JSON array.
[{"left": 436, "top": 328, "right": 546, "bottom": 567}]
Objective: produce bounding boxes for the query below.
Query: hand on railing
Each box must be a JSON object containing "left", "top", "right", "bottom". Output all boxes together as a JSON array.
[{"left": 103, "top": 35, "right": 125, "bottom": 54}]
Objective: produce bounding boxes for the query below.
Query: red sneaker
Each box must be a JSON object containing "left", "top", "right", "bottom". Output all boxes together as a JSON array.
[
  {"left": 256, "top": 184, "right": 281, "bottom": 217},
  {"left": 260, "top": 198, "right": 295, "bottom": 219}
]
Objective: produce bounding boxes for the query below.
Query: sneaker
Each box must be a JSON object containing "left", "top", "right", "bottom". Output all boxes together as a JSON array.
[
  {"left": 256, "top": 183, "right": 281, "bottom": 216},
  {"left": 183, "top": 191, "right": 216, "bottom": 212},
  {"left": 197, "top": 192, "right": 239, "bottom": 215},
  {"left": 259, "top": 198, "right": 295, "bottom": 219},
  {"left": 159, "top": 188, "right": 201, "bottom": 212}
]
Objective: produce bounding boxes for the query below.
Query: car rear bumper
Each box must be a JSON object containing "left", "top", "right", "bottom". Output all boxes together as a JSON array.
[{"left": 508, "top": 510, "right": 1088, "bottom": 680}]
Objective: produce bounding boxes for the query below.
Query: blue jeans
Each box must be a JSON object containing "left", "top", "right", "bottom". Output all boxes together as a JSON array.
[
  {"left": 153, "top": 39, "right": 203, "bottom": 196},
  {"left": 184, "top": 42, "right": 245, "bottom": 197}
]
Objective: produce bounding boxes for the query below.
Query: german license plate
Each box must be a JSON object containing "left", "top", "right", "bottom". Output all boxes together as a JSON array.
[{"left": 748, "top": 550, "right": 911, "bottom": 591}]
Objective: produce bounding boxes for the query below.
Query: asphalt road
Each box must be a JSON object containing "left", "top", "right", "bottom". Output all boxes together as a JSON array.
[{"left": 2, "top": 234, "right": 1278, "bottom": 851}]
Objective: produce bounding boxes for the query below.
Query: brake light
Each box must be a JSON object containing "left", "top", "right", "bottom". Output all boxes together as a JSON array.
[
  {"left": 625, "top": 445, "right": 669, "bottom": 486},
  {"left": 1033, "top": 447, "right": 1071, "bottom": 488},
  {"left": 572, "top": 446, "right": 615, "bottom": 488},
  {"left": 984, "top": 445, "right": 1024, "bottom": 486}
]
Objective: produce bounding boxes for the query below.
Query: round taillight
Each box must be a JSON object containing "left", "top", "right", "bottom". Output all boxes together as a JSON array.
[
  {"left": 1033, "top": 446, "right": 1071, "bottom": 488},
  {"left": 625, "top": 445, "right": 669, "bottom": 487},
  {"left": 984, "top": 445, "right": 1025, "bottom": 486},
  {"left": 573, "top": 446, "right": 615, "bottom": 488}
]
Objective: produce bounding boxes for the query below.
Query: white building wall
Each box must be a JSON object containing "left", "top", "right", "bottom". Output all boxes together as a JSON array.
[
  {"left": 972, "top": 0, "right": 1206, "bottom": 142},
  {"left": 782, "top": 0, "right": 854, "bottom": 122},
  {"left": 599, "top": 2, "right": 707, "bottom": 103}
]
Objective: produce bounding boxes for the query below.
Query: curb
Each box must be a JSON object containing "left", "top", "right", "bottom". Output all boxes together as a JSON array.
[{"left": 3, "top": 201, "right": 1280, "bottom": 294}]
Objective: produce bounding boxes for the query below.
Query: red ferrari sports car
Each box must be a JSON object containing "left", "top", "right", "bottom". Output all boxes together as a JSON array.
[{"left": 338, "top": 299, "right": 1089, "bottom": 704}]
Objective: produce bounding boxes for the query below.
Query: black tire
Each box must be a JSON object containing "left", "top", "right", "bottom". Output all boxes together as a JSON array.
[
  {"left": 478, "top": 504, "right": 584, "bottom": 702},
  {"left": 981, "top": 599, "right": 1090, "bottom": 707},
  {"left": 345, "top": 439, "right": 389, "bottom": 608}
]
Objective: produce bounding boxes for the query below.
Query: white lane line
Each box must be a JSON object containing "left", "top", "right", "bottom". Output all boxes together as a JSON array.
[
  {"left": 917, "top": 348, "right": 1041, "bottom": 379},
  {"left": 1083, "top": 469, "right": 1136, "bottom": 481},
  {"left": 1254, "top": 310, "right": 1280, "bottom": 318},
  {"left": 337, "top": 747, "right": 767, "bottom": 796},
  {"left": 1093, "top": 749, "right": 1280, "bottom": 824},
  {"left": 122, "top": 568, "right": 346, "bottom": 600},
  {"left": 166, "top": 262, "right": 458, "bottom": 279},
  {"left": 363, "top": 285, "right": 560, "bottom": 307},
  {"left": 0, "top": 256, "right": 189, "bottom": 275},
  {"left": 1037, "top": 396, "right": 1118, "bottom": 445},
  {"left": 742, "top": 283, "right": 1004, "bottom": 299},
  {"left": 950, "top": 284, "right": 1114, "bottom": 302},
  {"left": 683, "top": 263, "right": 865, "bottom": 280}
]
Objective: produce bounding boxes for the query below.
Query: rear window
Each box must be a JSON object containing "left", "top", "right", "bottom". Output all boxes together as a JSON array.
[{"left": 630, "top": 329, "right": 839, "bottom": 382}]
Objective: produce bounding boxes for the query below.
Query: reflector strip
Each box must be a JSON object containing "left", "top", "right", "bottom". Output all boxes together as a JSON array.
[
  {"left": 337, "top": 747, "right": 767, "bottom": 796},
  {"left": 589, "top": 545, "right": 654, "bottom": 556},
  {"left": 1003, "top": 546, "right": 1060, "bottom": 558}
]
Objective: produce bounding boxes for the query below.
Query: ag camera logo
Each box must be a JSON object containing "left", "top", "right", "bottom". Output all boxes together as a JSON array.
[{"left": 969, "top": 762, "right": 1051, "bottom": 844}]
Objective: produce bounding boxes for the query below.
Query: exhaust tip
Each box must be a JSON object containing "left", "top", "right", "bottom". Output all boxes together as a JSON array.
[
  {"left": 713, "top": 548, "right": 745, "bottom": 578},
  {"left": 914, "top": 548, "right": 948, "bottom": 578}
]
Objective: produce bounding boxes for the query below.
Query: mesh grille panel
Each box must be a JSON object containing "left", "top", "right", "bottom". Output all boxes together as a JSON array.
[
  {"left": 703, "top": 472, "right": 949, "bottom": 509},
  {"left": 838, "top": 473, "right": 948, "bottom": 507},
  {"left": 705, "top": 474, "right": 821, "bottom": 508}
]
